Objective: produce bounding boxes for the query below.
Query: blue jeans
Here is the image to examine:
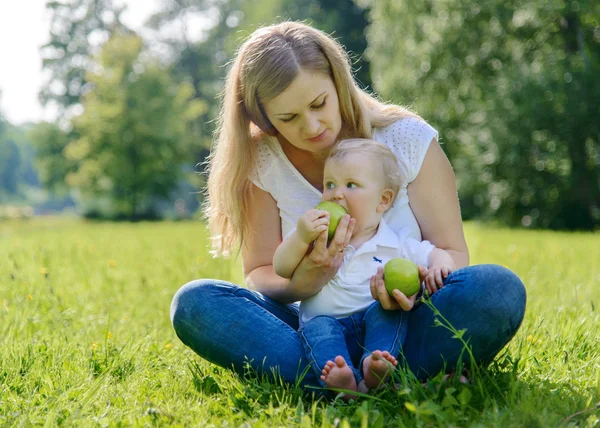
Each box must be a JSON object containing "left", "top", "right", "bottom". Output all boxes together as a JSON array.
[
  {"left": 170, "top": 265, "right": 526, "bottom": 388},
  {"left": 300, "top": 301, "right": 409, "bottom": 386}
]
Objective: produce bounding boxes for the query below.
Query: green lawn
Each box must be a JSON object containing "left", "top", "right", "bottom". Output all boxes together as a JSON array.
[{"left": 1, "top": 218, "right": 599, "bottom": 426}]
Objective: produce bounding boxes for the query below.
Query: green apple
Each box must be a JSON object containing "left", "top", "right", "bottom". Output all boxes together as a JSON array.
[
  {"left": 315, "top": 201, "right": 348, "bottom": 240},
  {"left": 384, "top": 258, "right": 420, "bottom": 297}
]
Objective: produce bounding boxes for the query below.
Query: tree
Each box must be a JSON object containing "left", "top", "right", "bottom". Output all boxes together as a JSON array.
[
  {"left": 361, "top": 0, "right": 600, "bottom": 230},
  {"left": 40, "top": 0, "right": 130, "bottom": 113},
  {"left": 63, "top": 34, "right": 202, "bottom": 219},
  {"left": 28, "top": 122, "right": 72, "bottom": 193}
]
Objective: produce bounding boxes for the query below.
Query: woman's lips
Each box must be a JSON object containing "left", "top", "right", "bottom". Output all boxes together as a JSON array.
[{"left": 307, "top": 130, "right": 327, "bottom": 142}]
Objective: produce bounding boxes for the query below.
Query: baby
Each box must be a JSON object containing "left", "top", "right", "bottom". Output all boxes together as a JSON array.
[{"left": 274, "top": 138, "right": 455, "bottom": 397}]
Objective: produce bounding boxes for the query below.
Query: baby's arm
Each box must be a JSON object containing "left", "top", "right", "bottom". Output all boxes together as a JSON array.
[
  {"left": 425, "top": 248, "right": 456, "bottom": 294},
  {"left": 273, "top": 209, "right": 329, "bottom": 278}
]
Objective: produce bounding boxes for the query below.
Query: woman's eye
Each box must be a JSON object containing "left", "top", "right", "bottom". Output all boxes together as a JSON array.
[
  {"left": 347, "top": 182, "right": 358, "bottom": 189},
  {"left": 280, "top": 116, "right": 295, "bottom": 123},
  {"left": 312, "top": 100, "right": 326, "bottom": 110}
]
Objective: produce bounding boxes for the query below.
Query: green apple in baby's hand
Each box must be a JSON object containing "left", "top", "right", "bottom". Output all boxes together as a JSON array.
[
  {"left": 384, "top": 258, "right": 421, "bottom": 297},
  {"left": 315, "top": 201, "right": 348, "bottom": 241}
]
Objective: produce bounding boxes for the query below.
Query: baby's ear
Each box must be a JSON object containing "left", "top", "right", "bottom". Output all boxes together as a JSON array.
[{"left": 378, "top": 189, "right": 394, "bottom": 213}]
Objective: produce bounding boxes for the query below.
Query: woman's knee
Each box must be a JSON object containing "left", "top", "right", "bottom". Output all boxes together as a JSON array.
[
  {"left": 462, "top": 264, "right": 527, "bottom": 330},
  {"left": 170, "top": 279, "right": 233, "bottom": 337}
]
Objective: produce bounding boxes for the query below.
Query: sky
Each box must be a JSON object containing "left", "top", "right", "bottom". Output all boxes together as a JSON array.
[{"left": 0, "top": 0, "right": 163, "bottom": 125}]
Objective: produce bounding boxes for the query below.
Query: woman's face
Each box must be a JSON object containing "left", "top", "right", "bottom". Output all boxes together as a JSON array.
[{"left": 262, "top": 70, "right": 342, "bottom": 155}]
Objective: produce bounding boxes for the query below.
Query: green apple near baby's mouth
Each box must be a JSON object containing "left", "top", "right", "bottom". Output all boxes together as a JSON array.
[
  {"left": 384, "top": 258, "right": 421, "bottom": 297},
  {"left": 315, "top": 201, "right": 348, "bottom": 240}
]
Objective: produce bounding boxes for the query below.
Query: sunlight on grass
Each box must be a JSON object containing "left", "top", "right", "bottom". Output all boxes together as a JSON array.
[{"left": 1, "top": 218, "right": 599, "bottom": 426}]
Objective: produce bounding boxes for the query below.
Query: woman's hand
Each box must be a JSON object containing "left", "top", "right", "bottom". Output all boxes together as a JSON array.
[
  {"left": 290, "top": 214, "right": 355, "bottom": 295},
  {"left": 370, "top": 265, "right": 429, "bottom": 311}
]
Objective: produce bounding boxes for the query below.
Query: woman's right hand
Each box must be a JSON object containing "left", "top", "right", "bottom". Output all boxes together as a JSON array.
[
  {"left": 370, "top": 265, "right": 429, "bottom": 311},
  {"left": 290, "top": 214, "right": 355, "bottom": 297}
]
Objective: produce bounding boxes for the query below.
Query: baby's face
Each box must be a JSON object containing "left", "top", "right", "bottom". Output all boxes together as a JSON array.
[{"left": 322, "top": 154, "right": 388, "bottom": 234}]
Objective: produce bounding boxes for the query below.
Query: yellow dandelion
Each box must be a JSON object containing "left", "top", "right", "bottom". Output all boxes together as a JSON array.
[
  {"left": 26, "top": 294, "right": 33, "bottom": 300},
  {"left": 107, "top": 331, "right": 113, "bottom": 340},
  {"left": 404, "top": 402, "right": 417, "bottom": 413},
  {"left": 108, "top": 259, "right": 117, "bottom": 267},
  {"left": 91, "top": 341, "right": 99, "bottom": 350},
  {"left": 164, "top": 343, "right": 173, "bottom": 349},
  {"left": 40, "top": 267, "right": 48, "bottom": 275},
  {"left": 526, "top": 335, "right": 538, "bottom": 344}
]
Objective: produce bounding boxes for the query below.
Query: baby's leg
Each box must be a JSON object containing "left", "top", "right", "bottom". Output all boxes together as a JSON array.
[
  {"left": 299, "top": 316, "right": 360, "bottom": 397},
  {"left": 361, "top": 302, "right": 409, "bottom": 389}
]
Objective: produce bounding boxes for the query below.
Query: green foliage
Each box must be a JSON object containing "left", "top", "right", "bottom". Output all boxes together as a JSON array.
[
  {"left": 40, "top": 0, "right": 130, "bottom": 110},
  {"left": 62, "top": 34, "right": 201, "bottom": 219},
  {"left": 28, "top": 122, "right": 71, "bottom": 193},
  {"left": 363, "top": 0, "right": 600, "bottom": 230},
  {"left": 0, "top": 218, "right": 599, "bottom": 425},
  {"left": 145, "top": 0, "right": 230, "bottom": 166}
]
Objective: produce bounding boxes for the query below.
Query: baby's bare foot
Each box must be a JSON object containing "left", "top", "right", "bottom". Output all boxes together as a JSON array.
[
  {"left": 321, "top": 356, "right": 357, "bottom": 399},
  {"left": 363, "top": 350, "right": 397, "bottom": 390}
]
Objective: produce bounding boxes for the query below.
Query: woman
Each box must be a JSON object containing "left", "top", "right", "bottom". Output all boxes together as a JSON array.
[{"left": 170, "top": 21, "right": 526, "bottom": 388}]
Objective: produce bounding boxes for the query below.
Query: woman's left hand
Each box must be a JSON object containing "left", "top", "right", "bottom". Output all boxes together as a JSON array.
[{"left": 370, "top": 265, "right": 428, "bottom": 311}]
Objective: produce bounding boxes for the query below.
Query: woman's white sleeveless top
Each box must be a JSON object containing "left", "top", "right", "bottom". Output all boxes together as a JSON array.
[{"left": 252, "top": 117, "right": 438, "bottom": 241}]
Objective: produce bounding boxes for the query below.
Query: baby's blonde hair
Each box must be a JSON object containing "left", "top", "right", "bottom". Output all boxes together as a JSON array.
[
  {"left": 206, "top": 21, "right": 420, "bottom": 256},
  {"left": 327, "top": 139, "right": 402, "bottom": 202}
]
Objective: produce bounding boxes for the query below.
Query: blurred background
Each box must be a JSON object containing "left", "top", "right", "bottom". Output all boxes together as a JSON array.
[{"left": 0, "top": 0, "right": 598, "bottom": 229}]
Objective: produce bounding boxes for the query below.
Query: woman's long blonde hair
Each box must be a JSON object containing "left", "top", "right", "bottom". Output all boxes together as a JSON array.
[{"left": 205, "top": 21, "right": 419, "bottom": 256}]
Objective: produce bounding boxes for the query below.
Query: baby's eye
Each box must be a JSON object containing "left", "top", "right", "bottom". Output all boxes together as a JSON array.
[
  {"left": 325, "top": 181, "right": 335, "bottom": 189},
  {"left": 347, "top": 182, "right": 358, "bottom": 189}
]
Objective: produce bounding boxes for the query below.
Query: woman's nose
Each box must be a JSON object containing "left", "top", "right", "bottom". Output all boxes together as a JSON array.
[{"left": 303, "top": 113, "right": 320, "bottom": 135}]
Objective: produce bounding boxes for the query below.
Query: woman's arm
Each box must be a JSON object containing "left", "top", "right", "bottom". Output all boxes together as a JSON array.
[
  {"left": 243, "top": 184, "right": 354, "bottom": 304},
  {"left": 242, "top": 184, "right": 293, "bottom": 298},
  {"left": 408, "top": 138, "right": 470, "bottom": 268}
]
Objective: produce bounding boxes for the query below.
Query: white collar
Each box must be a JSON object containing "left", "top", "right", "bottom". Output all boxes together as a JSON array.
[{"left": 351, "top": 218, "right": 400, "bottom": 258}]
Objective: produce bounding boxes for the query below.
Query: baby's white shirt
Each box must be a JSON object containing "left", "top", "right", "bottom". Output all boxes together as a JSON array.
[
  {"left": 252, "top": 117, "right": 438, "bottom": 241},
  {"left": 299, "top": 218, "right": 434, "bottom": 324}
]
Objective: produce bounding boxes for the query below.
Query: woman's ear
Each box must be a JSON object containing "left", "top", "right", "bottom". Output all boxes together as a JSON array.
[{"left": 377, "top": 189, "right": 394, "bottom": 213}]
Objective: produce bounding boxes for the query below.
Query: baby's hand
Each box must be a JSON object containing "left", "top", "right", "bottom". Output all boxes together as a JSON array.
[
  {"left": 424, "top": 265, "right": 454, "bottom": 294},
  {"left": 297, "top": 209, "right": 330, "bottom": 244}
]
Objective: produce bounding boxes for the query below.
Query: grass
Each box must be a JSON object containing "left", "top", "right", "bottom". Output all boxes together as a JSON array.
[{"left": 1, "top": 217, "right": 599, "bottom": 426}]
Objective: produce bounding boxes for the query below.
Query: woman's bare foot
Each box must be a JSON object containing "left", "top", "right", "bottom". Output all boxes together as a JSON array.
[
  {"left": 321, "top": 356, "right": 358, "bottom": 399},
  {"left": 363, "top": 350, "right": 398, "bottom": 390}
]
